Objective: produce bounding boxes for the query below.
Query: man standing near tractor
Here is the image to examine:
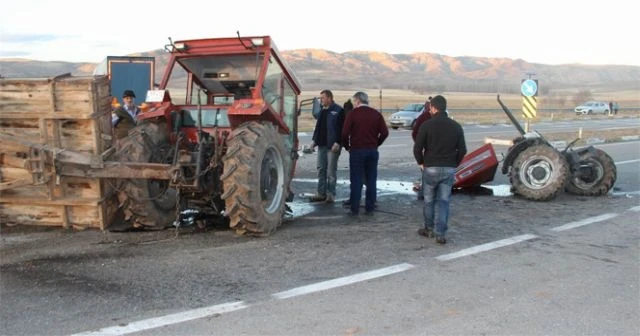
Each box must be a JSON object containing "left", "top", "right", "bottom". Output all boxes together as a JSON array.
[
  {"left": 310, "top": 89, "right": 345, "bottom": 203},
  {"left": 112, "top": 89, "right": 140, "bottom": 140},
  {"left": 413, "top": 95, "right": 466, "bottom": 244}
]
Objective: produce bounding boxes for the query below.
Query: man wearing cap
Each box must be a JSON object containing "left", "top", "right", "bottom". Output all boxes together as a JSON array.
[{"left": 112, "top": 90, "right": 140, "bottom": 139}]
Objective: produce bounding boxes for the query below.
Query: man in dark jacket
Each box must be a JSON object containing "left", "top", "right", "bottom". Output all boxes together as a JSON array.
[
  {"left": 413, "top": 95, "right": 466, "bottom": 244},
  {"left": 341, "top": 91, "right": 389, "bottom": 215},
  {"left": 112, "top": 90, "right": 140, "bottom": 140},
  {"left": 310, "top": 89, "right": 345, "bottom": 203}
]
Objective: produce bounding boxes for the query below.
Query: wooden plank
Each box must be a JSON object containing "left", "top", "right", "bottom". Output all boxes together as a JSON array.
[
  {"left": 0, "top": 196, "right": 103, "bottom": 206},
  {"left": 0, "top": 152, "right": 29, "bottom": 169},
  {"left": 0, "top": 178, "right": 33, "bottom": 191},
  {"left": 0, "top": 167, "right": 33, "bottom": 182},
  {"left": 0, "top": 101, "right": 95, "bottom": 114},
  {"left": 0, "top": 118, "right": 106, "bottom": 153},
  {"left": 0, "top": 203, "right": 104, "bottom": 228},
  {"left": 0, "top": 76, "right": 109, "bottom": 92},
  {"left": 0, "top": 204, "right": 65, "bottom": 226}
]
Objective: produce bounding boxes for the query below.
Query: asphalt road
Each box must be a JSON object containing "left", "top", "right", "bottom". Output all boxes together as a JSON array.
[{"left": 1, "top": 118, "right": 639, "bottom": 336}]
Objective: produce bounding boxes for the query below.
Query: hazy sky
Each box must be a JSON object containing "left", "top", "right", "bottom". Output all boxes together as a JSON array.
[{"left": 1, "top": 0, "right": 638, "bottom": 66}]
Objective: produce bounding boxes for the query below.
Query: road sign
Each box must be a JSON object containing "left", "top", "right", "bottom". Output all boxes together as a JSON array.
[{"left": 521, "top": 79, "right": 538, "bottom": 97}]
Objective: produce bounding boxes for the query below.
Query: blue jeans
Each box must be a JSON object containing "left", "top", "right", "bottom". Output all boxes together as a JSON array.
[
  {"left": 349, "top": 148, "right": 379, "bottom": 214},
  {"left": 316, "top": 146, "right": 341, "bottom": 197},
  {"left": 422, "top": 166, "right": 456, "bottom": 237}
]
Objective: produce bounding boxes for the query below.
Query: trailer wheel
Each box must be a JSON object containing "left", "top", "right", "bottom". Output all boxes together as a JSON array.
[
  {"left": 510, "top": 144, "right": 568, "bottom": 201},
  {"left": 113, "top": 122, "right": 177, "bottom": 230},
  {"left": 222, "top": 121, "right": 287, "bottom": 236},
  {"left": 566, "top": 148, "right": 617, "bottom": 196}
]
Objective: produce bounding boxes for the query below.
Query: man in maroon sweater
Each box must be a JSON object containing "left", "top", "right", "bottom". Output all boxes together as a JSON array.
[{"left": 341, "top": 91, "right": 389, "bottom": 215}]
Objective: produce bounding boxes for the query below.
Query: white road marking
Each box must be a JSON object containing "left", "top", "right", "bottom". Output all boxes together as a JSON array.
[
  {"left": 550, "top": 213, "right": 618, "bottom": 232},
  {"left": 629, "top": 206, "right": 640, "bottom": 212},
  {"left": 435, "top": 234, "right": 538, "bottom": 261},
  {"left": 70, "top": 301, "right": 248, "bottom": 336},
  {"left": 612, "top": 190, "right": 640, "bottom": 196},
  {"left": 272, "top": 263, "right": 415, "bottom": 300},
  {"left": 615, "top": 159, "right": 640, "bottom": 165}
]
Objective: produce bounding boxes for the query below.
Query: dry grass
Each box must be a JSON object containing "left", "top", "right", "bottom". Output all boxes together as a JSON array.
[{"left": 297, "top": 89, "right": 640, "bottom": 132}]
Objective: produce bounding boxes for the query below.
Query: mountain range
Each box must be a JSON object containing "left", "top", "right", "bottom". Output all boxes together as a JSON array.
[{"left": 1, "top": 49, "right": 638, "bottom": 93}]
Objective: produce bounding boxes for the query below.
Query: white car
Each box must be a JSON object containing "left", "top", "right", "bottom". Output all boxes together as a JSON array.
[
  {"left": 388, "top": 103, "right": 425, "bottom": 129},
  {"left": 575, "top": 101, "right": 610, "bottom": 115}
]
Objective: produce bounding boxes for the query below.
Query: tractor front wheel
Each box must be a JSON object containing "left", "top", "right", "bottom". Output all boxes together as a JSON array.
[
  {"left": 510, "top": 144, "right": 569, "bottom": 201},
  {"left": 565, "top": 148, "right": 617, "bottom": 196},
  {"left": 221, "top": 121, "right": 288, "bottom": 236}
]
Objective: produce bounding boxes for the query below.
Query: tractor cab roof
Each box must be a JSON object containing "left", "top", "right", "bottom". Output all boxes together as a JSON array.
[{"left": 161, "top": 36, "right": 301, "bottom": 98}]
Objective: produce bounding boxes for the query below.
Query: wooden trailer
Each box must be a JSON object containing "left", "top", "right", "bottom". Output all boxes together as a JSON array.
[{"left": 0, "top": 74, "right": 119, "bottom": 229}]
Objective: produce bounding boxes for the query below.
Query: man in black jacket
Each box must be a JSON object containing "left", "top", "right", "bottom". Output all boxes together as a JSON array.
[
  {"left": 413, "top": 95, "right": 466, "bottom": 244},
  {"left": 309, "top": 89, "right": 345, "bottom": 203}
]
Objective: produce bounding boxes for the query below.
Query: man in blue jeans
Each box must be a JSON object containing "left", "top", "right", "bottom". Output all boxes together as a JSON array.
[
  {"left": 341, "top": 91, "right": 389, "bottom": 215},
  {"left": 413, "top": 95, "right": 466, "bottom": 244},
  {"left": 309, "top": 89, "right": 345, "bottom": 203}
]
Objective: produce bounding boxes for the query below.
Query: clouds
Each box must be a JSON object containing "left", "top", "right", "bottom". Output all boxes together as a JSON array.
[
  {"left": 0, "top": 33, "right": 66, "bottom": 59},
  {"left": 0, "top": 33, "right": 62, "bottom": 43}
]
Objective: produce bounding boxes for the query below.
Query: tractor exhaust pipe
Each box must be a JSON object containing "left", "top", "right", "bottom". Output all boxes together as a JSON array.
[{"left": 497, "top": 94, "right": 526, "bottom": 136}]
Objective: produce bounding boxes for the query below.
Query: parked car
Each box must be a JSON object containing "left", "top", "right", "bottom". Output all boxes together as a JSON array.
[
  {"left": 388, "top": 103, "right": 425, "bottom": 129},
  {"left": 575, "top": 101, "right": 610, "bottom": 115}
]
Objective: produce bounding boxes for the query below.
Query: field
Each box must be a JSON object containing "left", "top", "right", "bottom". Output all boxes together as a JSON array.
[{"left": 297, "top": 89, "right": 640, "bottom": 132}]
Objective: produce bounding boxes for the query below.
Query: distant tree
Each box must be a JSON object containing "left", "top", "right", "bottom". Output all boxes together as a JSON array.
[{"left": 573, "top": 90, "right": 593, "bottom": 106}]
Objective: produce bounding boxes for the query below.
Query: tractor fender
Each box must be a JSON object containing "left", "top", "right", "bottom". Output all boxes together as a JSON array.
[{"left": 501, "top": 138, "right": 548, "bottom": 175}]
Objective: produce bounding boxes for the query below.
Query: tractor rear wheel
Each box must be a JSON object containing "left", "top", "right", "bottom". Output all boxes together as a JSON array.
[
  {"left": 221, "top": 121, "right": 288, "bottom": 236},
  {"left": 565, "top": 148, "right": 617, "bottom": 196},
  {"left": 112, "top": 122, "right": 177, "bottom": 230},
  {"left": 510, "top": 144, "right": 569, "bottom": 201}
]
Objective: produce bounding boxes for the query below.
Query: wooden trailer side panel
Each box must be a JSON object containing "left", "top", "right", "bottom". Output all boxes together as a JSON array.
[{"left": 0, "top": 75, "right": 118, "bottom": 230}]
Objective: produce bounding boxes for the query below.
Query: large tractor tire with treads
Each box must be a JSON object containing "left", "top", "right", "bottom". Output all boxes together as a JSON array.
[
  {"left": 510, "top": 144, "right": 569, "bottom": 201},
  {"left": 565, "top": 148, "right": 617, "bottom": 196},
  {"left": 112, "top": 122, "right": 177, "bottom": 230},
  {"left": 222, "top": 121, "right": 288, "bottom": 236}
]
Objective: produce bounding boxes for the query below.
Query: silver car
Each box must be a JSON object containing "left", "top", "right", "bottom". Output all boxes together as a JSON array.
[
  {"left": 389, "top": 103, "right": 425, "bottom": 129},
  {"left": 575, "top": 101, "right": 610, "bottom": 115}
]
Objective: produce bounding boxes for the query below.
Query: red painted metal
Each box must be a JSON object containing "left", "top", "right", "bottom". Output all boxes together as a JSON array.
[{"left": 454, "top": 143, "right": 499, "bottom": 188}]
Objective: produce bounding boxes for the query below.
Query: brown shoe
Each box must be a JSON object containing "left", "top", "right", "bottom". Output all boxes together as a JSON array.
[
  {"left": 435, "top": 236, "right": 447, "bottom": 245},
  {"left": 417, "top": 228, "right": 434, "bottom": 238},
  {"left": 309, "top": 194, "right": 327, "bottom": 203}
]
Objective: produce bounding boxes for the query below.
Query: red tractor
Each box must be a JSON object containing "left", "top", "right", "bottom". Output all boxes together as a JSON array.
[{"left": 111, "top": 35, "right": 315, "bottom": 235}]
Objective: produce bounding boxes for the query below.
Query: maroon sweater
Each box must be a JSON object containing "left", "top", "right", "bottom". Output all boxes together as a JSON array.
[
  {"left": 341, "top": 105, "right": 389, "bottom": 150},
  {"left": 411, "top": 103, "right": 432, "bottom": 141}
]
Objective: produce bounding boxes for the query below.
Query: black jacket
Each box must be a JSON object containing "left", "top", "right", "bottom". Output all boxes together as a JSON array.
[
  {"left": 312, "top": 102, "right": 345, "bottom": 146},
  {"left": 413, "top": 111, "right": 467, "bottom": 167}
]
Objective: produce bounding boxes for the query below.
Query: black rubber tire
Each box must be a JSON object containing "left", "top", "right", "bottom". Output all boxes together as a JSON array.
[
  {"left": 391, "top": 126, "right": 398, "bottom": 130},
  {"left": 510, "top": 144, "right": 569, "bottom": 201},
  {"left": 113, "top": 122, "right": 177, "bottom": 230},
  {"left": 565, "top": 148, "right": 617, "bottom": 196},
  {"left": 221, "top": 121, "right": 288, "bottom": 236}
]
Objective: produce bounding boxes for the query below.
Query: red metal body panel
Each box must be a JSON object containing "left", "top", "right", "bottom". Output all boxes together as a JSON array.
[{"left": 454, "top": 143, "right": 499, "bottom": 188}]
